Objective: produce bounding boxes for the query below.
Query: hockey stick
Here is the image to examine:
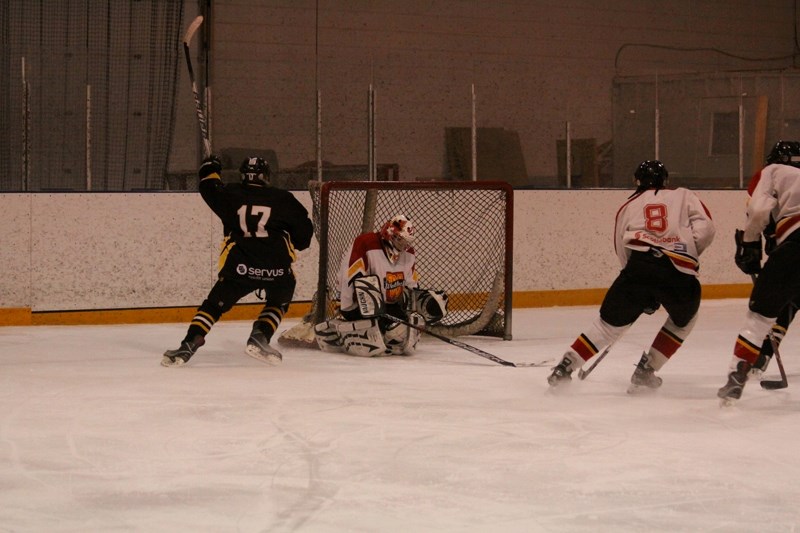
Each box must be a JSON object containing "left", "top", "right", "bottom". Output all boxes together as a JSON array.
[
  {"left": 761, "top": 331, "right": 788, "bottom": 390},
  {"left": 746, "top": 273, "right": 789, "bottom": 390},
  {"left": 380, "top": 313, "right": 544, "bottom": 367},
  {"left": 576, "top": 341, "right": 616, "bottom": 380},
  {"left": 352, "top": 275, "right": 542, "bottom": 367},
  {"left": 183, "top": 15, "right": 211, "bottom": 158}
]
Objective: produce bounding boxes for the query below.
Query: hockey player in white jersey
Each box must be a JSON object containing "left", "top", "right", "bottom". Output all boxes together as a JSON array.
[
  {"left": 548, "top": 160, "right": 716, "bottom": 391},
  {"left": 314, "top": 214, "right": 448, "bottom": 356},
  {"left": 717, "top": 140, "right": 800, "bottom": 403},
  {"left": 740, "top": 141, "right": 800, "bottom": 380}
]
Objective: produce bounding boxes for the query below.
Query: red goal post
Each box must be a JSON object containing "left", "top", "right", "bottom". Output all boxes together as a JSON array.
[{"left": 279, "top": 180, "right": 513, "bottom": 347}]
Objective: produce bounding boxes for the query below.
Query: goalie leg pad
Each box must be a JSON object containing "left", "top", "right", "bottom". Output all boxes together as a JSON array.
[
  {"left": 384, "top": 313, "right": 422, "bottom": 355},
  {"left": 314, "top": 320, "right": 343, "bottom": 352},
  {"left": 336, "top": 318, "right": 388, "bottom": 357}
]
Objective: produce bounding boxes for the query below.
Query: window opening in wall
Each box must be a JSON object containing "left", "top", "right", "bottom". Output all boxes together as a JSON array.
[{"left": 710, "top": 112, "right": 739, "bottom": 156}]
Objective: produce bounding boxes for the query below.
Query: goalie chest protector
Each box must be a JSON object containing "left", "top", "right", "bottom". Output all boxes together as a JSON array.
[{"left": 338, "top": 232, "right": 419, "bottom": 312}]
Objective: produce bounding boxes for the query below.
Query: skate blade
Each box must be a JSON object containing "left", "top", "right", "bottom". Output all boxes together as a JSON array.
[
  {"left": 545, "top": 380, "right": 573, "bottom": 394},
  {"left": 244, "top": 344, "right": 282, "bottom": 365},
  {"left": 627, "top": 383, "right": 661, "bottom": 395},
  {"left": 161, "top": 356, "right": 186, "bottom": 367},
  {"left": 719, "top": 396, "right": 738, "bottom": 408}
]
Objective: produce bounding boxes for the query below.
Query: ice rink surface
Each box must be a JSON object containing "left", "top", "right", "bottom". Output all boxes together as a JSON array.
[{"left": 2, "top": 299, "right": 800, "bottom": 532}]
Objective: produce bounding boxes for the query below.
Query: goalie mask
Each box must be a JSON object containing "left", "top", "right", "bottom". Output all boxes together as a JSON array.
[
  {"left": 240, "top": 157, "right": 270, "bottom": 186},
  {"left": 380, "top": 214, "right": 416, "bottom": 263}
]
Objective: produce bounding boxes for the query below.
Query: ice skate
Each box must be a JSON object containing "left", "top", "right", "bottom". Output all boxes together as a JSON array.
[
  {"left": 162, "top": 335, "right": 205, "bottom": 367},
  {"left": 245, "top": 330, "right": 282, "bottom": 365},
  {"left": 627, "top": 352, "right": 663, "bottom": 394},
  {"left": 750, "top": 353, "right": 771, "bottom": 379},
  {"left": 548, "top": 353, "right": 578, "bottom": 387},
  {"left": 717, "top": 361, "right": 751, "bottom": 406}
]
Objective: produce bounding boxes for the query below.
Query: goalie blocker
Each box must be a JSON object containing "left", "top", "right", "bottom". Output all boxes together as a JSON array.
[{"left": 314, "top": 275, "right": 448, "bottom": 357}]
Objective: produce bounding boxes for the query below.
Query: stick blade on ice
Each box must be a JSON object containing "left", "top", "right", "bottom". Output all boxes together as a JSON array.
[{"left": 760, "top": 379, "right": 788, "bottom": 390}]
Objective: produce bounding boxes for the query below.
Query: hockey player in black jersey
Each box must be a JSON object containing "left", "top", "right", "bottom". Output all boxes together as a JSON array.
[{"left": 162, "top": 155, "right": 314, "bottom": 367}]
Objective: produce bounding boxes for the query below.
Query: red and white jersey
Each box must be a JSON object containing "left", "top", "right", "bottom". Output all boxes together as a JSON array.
[
  {"left": 614, "top": 188, "right": 715, "bottom": 276},
  {"left": 743, "top": 163, "right": 800, "bottom": 244},
  {"left": 337, "top": 232, "right": 419, "bottom": 313}
]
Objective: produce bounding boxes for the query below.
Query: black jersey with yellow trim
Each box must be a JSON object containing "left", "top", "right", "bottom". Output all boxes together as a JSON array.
[{"left": 199, "top": 174, "right": 313, "bottom": 254}]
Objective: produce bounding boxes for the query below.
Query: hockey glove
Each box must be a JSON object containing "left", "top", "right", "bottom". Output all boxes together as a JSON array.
[
  {"left": 734, "top": 229, "right": 762, "bottom": 275},
  {"left": 198, "top": 155, "right": 222, "bottom": 179},
  {"left": 412, "top": 289, "right": 448, "bottom": 324}
]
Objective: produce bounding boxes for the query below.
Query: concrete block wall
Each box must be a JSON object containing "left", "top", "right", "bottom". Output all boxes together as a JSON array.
[{"left": 169, "top": 1, "right": 796, "bottom": 183}]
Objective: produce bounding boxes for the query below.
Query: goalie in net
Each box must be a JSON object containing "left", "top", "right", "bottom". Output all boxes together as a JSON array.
[
  {"left": 313, "top": 214, "right": 448, "bottom": 356},
  {"left": 278, "top": 180, "right": 513, "bottom": 347}
]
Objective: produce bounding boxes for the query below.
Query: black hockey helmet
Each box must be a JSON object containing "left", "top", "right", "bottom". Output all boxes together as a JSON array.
[
  {"left": 766, "top": 140, "right": 800, "bottom": 166},
  {"left": 239, "top": 157, "right": 270, "bottom": 185},
  {"left": 634, "top": 160, "right": 668, "bottom": 191}
]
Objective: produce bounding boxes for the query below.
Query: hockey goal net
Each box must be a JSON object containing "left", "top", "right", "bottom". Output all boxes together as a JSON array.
[{"left": 278, "top": 180, "right": 513, "bottom": 347}]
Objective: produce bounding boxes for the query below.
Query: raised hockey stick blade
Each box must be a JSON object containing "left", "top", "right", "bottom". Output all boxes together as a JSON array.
[
  {"left": 183, "top": 15, "right": 211, "bottom": 158},
  {"left": 761, "top": 332, "right": 788, "bottom": 390},
  {"left": 380, "top": 314, "right": 533, "bottom": 367}
]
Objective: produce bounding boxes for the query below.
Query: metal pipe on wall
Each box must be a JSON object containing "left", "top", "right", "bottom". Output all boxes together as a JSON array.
[
  {"left": 86, "top": 84, "right": 92, "bottom": 191},
  {"left": 316, "top": 90, "right": 322, "bottom": 182},
  {"left": 22, "top": 57, "right": 30, "bottom": 191},
  {"left": 738, "top": 93, "right": 744, "bottom": 189},
  {"left": 654, "top": 73, "right": 660, "bottom": 160},
  {"left": 368, "top": 84, "right": 375, "bottom": 181},
  {"left": 565, "top": 121, "right": 572, "bottom": 189},
  {"left": 471, "top": 83, "right": 477, "bottom": 182}
]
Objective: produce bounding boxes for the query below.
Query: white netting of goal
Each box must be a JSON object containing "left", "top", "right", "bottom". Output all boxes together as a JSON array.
[{"left": 279, "top": 181, "right": 512, "bottom": 347}]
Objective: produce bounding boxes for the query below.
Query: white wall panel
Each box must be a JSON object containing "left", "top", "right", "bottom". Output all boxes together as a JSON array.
[
  {"left": 28, "top": 193, "right": 215, "bottom": 311},
  {"left": 0, "top": 195, "right": 32, "bottom": 308},
  {"left": 512, "top": 189, "right": 747, "bottom": 292},
  {"left": 0, "top": 188, "right": 747, "bottom": 313}
]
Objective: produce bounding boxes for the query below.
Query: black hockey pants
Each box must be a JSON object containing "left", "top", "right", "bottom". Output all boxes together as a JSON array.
[
  {"left": 599, "top": 249, "right": 701, "bottom": 329},
  {"left": 749, "top": 231, "right": 800, "bottom": 319}
]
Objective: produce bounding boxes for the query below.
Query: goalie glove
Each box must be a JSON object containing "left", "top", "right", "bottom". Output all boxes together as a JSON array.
[
  {"left": 411, "top": 288, "right": 448, "bottom": 324},
  {"left": 353, "top": 275, "right": 385, "bottom": 318}
]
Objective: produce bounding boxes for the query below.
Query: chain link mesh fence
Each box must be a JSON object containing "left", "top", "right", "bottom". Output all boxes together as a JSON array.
[
  {"left": 0, "top": 1, "right": 183, "bottom": 191},
  {"left": 613, "top": 72, "right": 800, "bottom": 189}
]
